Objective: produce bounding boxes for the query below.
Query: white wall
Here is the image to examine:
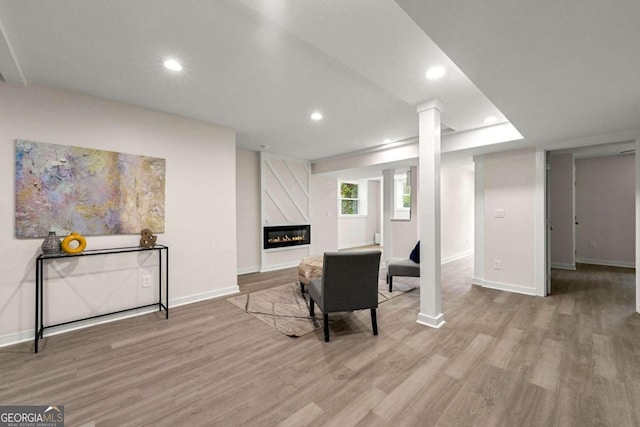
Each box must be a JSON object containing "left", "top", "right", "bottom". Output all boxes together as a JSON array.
[
  {"left": 261, "top": 154, "right": 310, "bottom": 225},
  {"left": 575, "top": 155, "right": 635, "bottom": 267},
  {"left": 338, "top": 179, "right": 380, "bottom": 249},
  {"left": 441, "top": 166, "right": 474, "bottom": 263},
  {"left": 237, "top": 154, "right": 339, "bottom": 270},
  {"left": 549, "top": 153, "right": 575, "bottom": 269},
  {"left": 389, "top": 166, "right": 418, "bottom": 259},
  {"left": 261, "top": 153, "right": 311, "bottom": 270},
  {"left": 310, "top": 175, "right": 339, "bottom": 255},
  {"left": 0, "top": 83, "right": 238, "bottom": 346},
  {"left": 474, "top": 148, "right": 537, "bottom": 294},
  {"left": 388, "top": 165, "right": 474, "bottom": 262},
  {"left": 391, "top": 219, "right": 418, "bottom": 258},
  {"left": 236, "top": 149, "right": 261, "bottom": 274}
]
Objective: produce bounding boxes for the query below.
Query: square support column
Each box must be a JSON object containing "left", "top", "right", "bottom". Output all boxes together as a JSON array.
[
  {"left": 636, "top": 137, "right": 640, "bottom": 313},
  {"left": 416, "top": 99, "right": 445, "bottom": 328},
  {"left": 382, "top": 169, "right": 394, "bottom": 265}
]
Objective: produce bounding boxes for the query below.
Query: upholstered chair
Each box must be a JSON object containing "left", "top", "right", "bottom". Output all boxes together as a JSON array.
[
  {"left": 386, "top": 258, "right": 420, "bottom": 292},
  {"left": 308, "top": 250, "right": 381, "bottom": 342}
]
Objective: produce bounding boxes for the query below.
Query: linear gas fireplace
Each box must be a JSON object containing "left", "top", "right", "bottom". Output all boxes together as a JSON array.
[{"left": 263, "top": 225, "right": 310, "bottom": 250}]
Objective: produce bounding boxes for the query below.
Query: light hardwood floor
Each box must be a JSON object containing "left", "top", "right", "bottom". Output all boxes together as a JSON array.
[{"left": 1, "top": 258, "right": 639, "bottom": 426}]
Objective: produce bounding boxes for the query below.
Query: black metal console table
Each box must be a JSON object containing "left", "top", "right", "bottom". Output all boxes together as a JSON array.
[{"left": 34, "top": 245, "right": 169, "bottom": 353}]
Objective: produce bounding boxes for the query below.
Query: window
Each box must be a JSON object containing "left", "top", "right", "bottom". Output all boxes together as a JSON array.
[
  {"left": 394, "top": 173, "right": 411, "bottom": 220},
  {"left": 339, "top": 180, "right": 368, "bottom": 216}
]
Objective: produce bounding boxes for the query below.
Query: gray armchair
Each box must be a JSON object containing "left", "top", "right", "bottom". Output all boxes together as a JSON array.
[
  {"left": 308, "top": 250, "right": 381, "bottom": 342},
  {"left": 386, "top": 258, "right": 420, "bottom": 292}
]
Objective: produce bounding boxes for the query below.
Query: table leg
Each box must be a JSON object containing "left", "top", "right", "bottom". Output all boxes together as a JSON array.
[
  {"left": 35, "top": 258, "right": 40, "bottom": 353},
  {"left": 165, "top": 247, "right": 169, "bottom": 319}
]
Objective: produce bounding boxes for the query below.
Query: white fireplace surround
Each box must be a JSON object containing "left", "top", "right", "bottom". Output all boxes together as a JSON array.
[{"left": 260, "top": 152, "right": 312, "bottom": 270}]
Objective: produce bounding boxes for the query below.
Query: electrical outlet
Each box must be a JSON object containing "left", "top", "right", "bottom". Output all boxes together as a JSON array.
[
  {"left": 494, "top": 260, "right": 502, "bottom": 270},
  {"left": 589, "top": 241, "right": 596, "bottom": 248},
  {"left": 142, "top": 275, "right": 152, "bottom": 288}
]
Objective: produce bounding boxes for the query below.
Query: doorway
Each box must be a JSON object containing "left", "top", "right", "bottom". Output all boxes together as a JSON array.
[{"left": 546, "top": 142, "right": 636, "bottom": 297}]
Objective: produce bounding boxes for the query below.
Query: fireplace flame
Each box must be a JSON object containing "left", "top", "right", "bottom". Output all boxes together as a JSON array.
[{"left": 267, "top": 234, "right": 305, "bottom": 243}]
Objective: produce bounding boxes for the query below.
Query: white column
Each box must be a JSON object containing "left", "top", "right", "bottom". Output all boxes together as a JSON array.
[
  {"left": 534, "top": 149, "right": 547, "bottom": 296},
  {"left": 473, "top": 156, "right": 485, "bottom": 282},
  {"left": 636, "top": 137, "right": 640, "bottom": 313},
  {"left": 410, "top": 165, "right": 418, "bottom": 226},
  {"left": 382, "top": 169, "right": 394, "bottom": 266},
  {"left": 416, "top": 99, "right": 444, "bottom": 328}
]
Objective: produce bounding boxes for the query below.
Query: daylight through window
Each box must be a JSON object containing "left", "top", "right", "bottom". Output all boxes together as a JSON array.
[
  {"left": 394, "top": 173, "right": 411, "bottom": 220},
  {"left": 339, "top": 180, "right": 367, "bottom": 215}
]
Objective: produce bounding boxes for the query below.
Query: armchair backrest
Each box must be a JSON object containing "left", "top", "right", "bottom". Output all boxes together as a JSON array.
[{"left": 321, "top": 250, "right": 381, "bottom": 312}]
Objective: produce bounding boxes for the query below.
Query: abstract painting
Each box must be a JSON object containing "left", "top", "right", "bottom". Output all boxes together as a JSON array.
[{"left": 15, "top": 140, "right": 165, "bottom": 238}]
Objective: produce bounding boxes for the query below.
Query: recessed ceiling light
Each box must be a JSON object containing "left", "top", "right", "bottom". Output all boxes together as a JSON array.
[
  {"left": 425, "top": 66, "right": 446, "bottom": 80},
  {"left": 310, "top": 112, "right": 323, "bottom": 121},
  {"left": 163, "top": 59, "right": 183, "bottom": 72},
  {"left": 483, "top": 116, "right": 498, "bottom": 124}
]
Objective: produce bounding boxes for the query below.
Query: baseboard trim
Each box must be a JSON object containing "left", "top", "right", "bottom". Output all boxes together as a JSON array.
[
  {"left": 0, "top": 285, "right": 241, "bottom": 349},
  {"left": 442, "top": 252, "right": 471, "bottom": 265},
  {"left": 0, "top": 307, "right": 159, "bottom": 349},
  {"left": 551, "top": 263, "right": 576, "bottom": 271},
  {"left": 381, "top": 252, "right": 471, "bottom": 270},
  {"left": 237, "top": 266, "right": 260, "bottom": 275},
  {"left": 472, "top": 277, "right": 537, "bottom": 296},
  {"left": 416, "top": 312, "right": 445, "bottom": 329},
  {"left": 170, "top": 286, "right": 241, "bottom": 308},
  {"left": 576, "top": 258, "right": 635, "bottom": 269},
  {"left": 337, "top": 241, "right": 375, "bottom": 250},
  {"left": 0, "top": 330, "right": 38, "bottom": 349},
  {"left": 260, "top": 261, "right": 300, "bottom": 272}
]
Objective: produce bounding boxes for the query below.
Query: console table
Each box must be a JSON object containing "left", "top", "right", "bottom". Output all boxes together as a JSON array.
[{"left": 34, "top": 245, "right": 169, "bottom": 353}]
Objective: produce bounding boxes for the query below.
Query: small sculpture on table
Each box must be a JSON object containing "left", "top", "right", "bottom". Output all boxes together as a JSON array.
[
  {"left": 41, "top": 231, "right": 62, "bottom": 254},
  {"left": 61, "top": 232, "right": 87, "bottom": 254},
  {"left": 140, "top": 229, "right": 157, "bottom": 248}
]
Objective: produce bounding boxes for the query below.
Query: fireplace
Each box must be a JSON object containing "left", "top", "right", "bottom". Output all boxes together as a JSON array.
[{"left": 263, "top": 225, "right": 310, "bottom": 249}]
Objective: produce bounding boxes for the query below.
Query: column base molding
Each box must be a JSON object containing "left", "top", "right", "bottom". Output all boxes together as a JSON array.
[{"left": 416, "top": 312, "right": 445, "bottom": 329}]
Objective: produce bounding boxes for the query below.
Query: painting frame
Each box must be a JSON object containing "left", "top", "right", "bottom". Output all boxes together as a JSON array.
[{"left": 15, "top": 140, "right": 166, "bottom": 238}]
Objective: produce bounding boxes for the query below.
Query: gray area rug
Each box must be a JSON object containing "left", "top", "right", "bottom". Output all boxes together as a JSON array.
[{"left": 227, "top": 280, "right": 417, "bottom": 337}]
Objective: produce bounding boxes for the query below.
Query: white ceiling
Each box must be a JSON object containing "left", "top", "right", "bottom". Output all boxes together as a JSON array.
[
  {"left": 1, "top": 1, "right": 639, "bottom": 166},
  {"left": 0, "top": 0, "right": 506, "bottom": 161},
  {"left": 396, "top": 0, "right": 640, "bottom": 148}
]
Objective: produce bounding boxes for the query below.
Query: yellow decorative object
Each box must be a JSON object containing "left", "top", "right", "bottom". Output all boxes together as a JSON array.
[{"left": 61, "top": 232, "right": 87, "bottom": 254}]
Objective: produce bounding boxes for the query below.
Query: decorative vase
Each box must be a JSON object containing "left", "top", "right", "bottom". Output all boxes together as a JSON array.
[
  {"left": 41, "top": 231, "right": 62, "bottom": 254},
  {"left": 61, "top": 232, "right": 87, "bottom": 254}
]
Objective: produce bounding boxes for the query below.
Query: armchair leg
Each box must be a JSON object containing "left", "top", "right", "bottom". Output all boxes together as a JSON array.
[
  {"left": 388, "top": 276, "right": 393, "bottom": 292},
  {"left": 300, "top": 282, "right": 306, "bottom": 293},
  {"left": 323, "top": 313, "right": 330, "bottom": 342},
  {"left": 309, "top": 298, "right": 315, "bottom": 316},
  {"left": 371, "top": 308, "right": 378, "bottom": 336}
]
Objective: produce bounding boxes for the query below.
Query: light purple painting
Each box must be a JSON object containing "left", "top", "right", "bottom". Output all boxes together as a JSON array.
[{"left": 15, "top": 140, "right": 165, "bottom": 238}]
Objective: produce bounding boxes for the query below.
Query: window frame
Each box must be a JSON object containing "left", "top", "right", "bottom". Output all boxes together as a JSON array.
[
  {"left": 338, "top": 180, "right": 368, "bottom": 217},
  {"left": 393, "top": 173, "right": 411, "bottom": 220}
]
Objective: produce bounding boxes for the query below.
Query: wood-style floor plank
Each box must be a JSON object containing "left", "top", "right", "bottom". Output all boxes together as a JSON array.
[{"left": 0, "top": 259, "right": 638, "bottom": 426}]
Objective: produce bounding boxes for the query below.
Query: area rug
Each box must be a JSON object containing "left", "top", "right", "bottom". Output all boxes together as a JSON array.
[{"left": 227, "top": 280, "right": 416, "bottom": 337}]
